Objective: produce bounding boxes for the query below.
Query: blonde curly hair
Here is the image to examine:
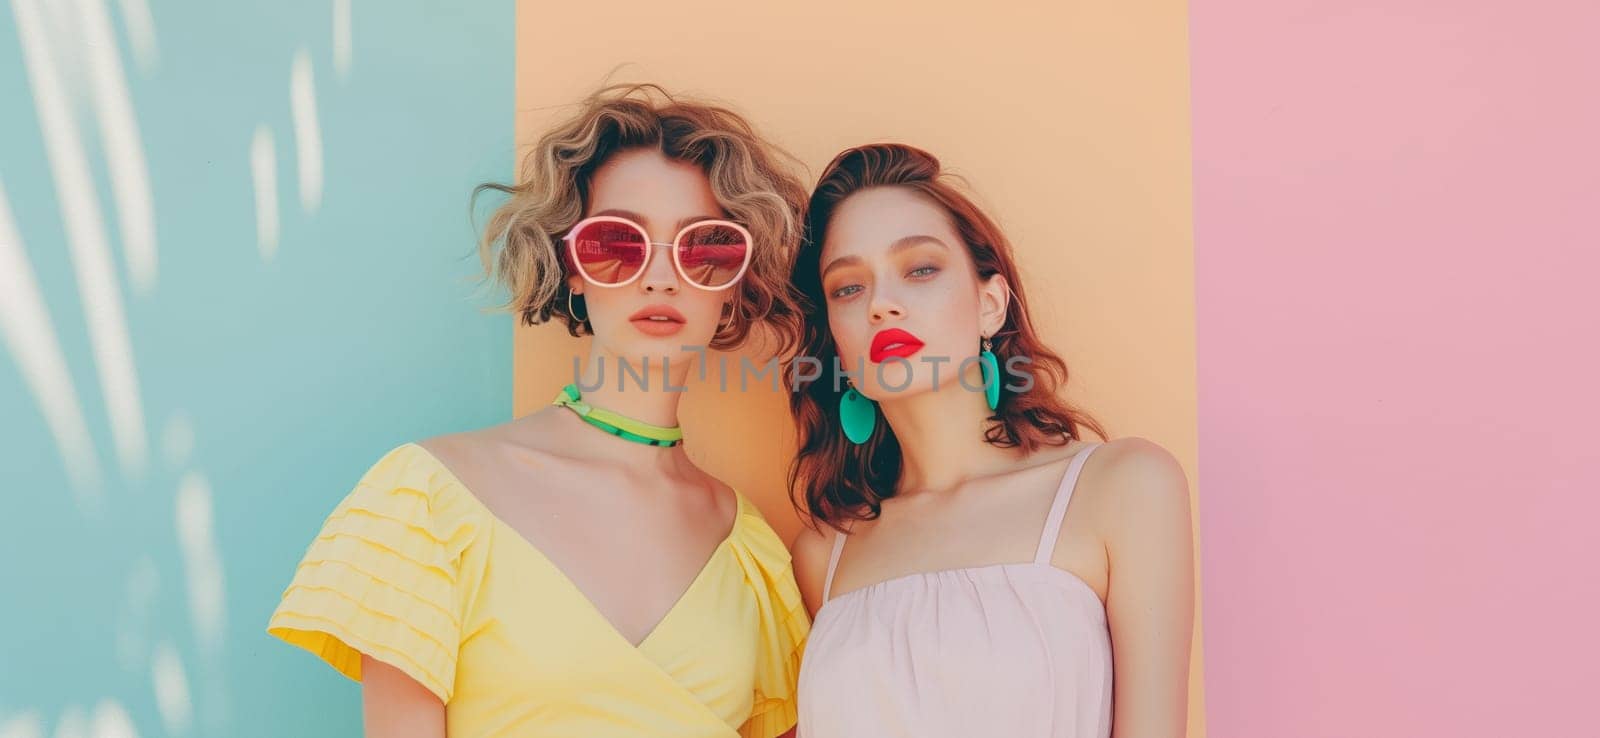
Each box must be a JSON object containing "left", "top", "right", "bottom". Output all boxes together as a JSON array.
[{"left": 474, "top": 82, "right": 808, "bottom": 354}]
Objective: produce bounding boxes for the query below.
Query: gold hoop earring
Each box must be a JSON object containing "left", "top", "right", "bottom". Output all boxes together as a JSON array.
[
  {"left": 715, "top": 294, "right": 741, "bottom": 331},
  {"left": 566, "top": 291, "right": 587, "bottom": 322}
]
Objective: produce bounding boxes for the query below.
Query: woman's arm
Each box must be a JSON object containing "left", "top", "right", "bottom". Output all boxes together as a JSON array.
[
  {"left": 1100, "top": 438, "right": 1195, "bottom": 738},
  {"left": 361, "top": 654, "right": 446, "bottom": 738},
  {"left": 790, "top": 525, "right": 835, "bottom": 618}
]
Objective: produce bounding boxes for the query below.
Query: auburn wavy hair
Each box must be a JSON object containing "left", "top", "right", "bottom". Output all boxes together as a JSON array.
[
  {"left": 787, "top": 143, "right": 1109, "bottom": 531},
  {"left": 474, "top": 83, "right": 808, "bottom": 354}
]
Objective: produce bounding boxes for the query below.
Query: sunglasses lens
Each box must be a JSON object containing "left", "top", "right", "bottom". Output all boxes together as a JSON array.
[
  {"left": 676, "top": 223, "right": 750, "bottom": 288},
  {"left": 571, "top": 220, "right": 647, "bottom": 284}
]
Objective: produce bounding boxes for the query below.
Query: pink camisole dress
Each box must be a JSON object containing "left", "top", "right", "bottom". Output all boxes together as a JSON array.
[{"left": 797, "top": 442, "right": 1112, "bottom": 738}]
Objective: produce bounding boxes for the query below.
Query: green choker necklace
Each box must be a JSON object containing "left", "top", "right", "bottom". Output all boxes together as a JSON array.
[{"left": 551, "top": 384, "right": 684, "bottom": 447}]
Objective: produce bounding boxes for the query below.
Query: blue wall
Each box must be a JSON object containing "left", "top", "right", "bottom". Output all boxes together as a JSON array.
[{"left": 0, "top": 2, "right": 512, "bottom": 735}]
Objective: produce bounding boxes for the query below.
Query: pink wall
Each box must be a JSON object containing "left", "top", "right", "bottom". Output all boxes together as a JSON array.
[{"left": 1191, "top": 2, "right": 1600, "bottom": 736}]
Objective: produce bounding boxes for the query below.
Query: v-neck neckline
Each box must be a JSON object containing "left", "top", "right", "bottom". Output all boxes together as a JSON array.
[{"left": 404, "top": 442, "right": 744, "bottom": 651}]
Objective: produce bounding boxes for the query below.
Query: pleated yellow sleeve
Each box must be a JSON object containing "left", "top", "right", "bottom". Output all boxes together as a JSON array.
[
  {"left": 267, "top": 443, "right": 484, "bottom": 704},
  {"left": 732, "top": 502, "right": 812, "bottom": 738}
]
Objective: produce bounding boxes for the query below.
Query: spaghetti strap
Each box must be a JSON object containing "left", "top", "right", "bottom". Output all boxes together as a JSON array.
[
  {"left": 1034, "top": 442, "right": 1103, "bottom": 565},
  {"left": 822, "top": 528, "right": 848, "bottom": 603}
]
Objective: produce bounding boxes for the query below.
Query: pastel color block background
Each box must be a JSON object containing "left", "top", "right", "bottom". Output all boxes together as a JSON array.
[
  {"left": 1190, "top": 1, "right": 1600, "bottom": 736},
  {"left": 1, "top": 1, "right": 511, "bottom": 735},
  {"left": 2, "top": 0, "right": 1595, "bottom": 736}
]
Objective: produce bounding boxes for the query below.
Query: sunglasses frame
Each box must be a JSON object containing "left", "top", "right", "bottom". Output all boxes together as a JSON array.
[{"left": 561, "top": 215, "right": 754, "bottom": 292}]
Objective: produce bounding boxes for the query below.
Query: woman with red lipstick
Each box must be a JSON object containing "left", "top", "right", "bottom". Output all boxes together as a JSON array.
[
  {"left": 787, "top": 144, "right": 1194, "bottom": 738},
  {"left": 267, "top": 84, "right": 810, "bottom": 738}
]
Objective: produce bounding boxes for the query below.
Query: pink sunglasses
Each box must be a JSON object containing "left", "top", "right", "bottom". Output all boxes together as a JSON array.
[{"left": 561, "top": 215, "right": 754, "bottom": 291}]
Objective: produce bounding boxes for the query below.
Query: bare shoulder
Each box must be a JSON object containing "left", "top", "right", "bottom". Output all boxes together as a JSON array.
[
  {"left": 1079, "top": 437, "right": 1192, "bottom": 532},
  {"left": 789, "top": 522, "right": 838, "bottom": 617},
  {"left": 790, "top": 524, "right": 834, "bottom": 570},
  {"left": 419, "top": 409, "right": 568, "bottom": 459},
  {"left": 414, "top": 426, "right": 487, "bottom": 470},
  {"left": 414, "top": 423, "right": 503, "bottom": 468},
  {"left": 412, "top": 412, "right": 572, "bottom": 499},
  {"left": 673, "top": 454, "right": 737, "bottom": 501}
]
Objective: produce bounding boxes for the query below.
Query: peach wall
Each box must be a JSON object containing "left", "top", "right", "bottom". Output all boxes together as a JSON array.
[
  {"left": 1191, "top": 2, "right": 1600, "bottom": 736},
  {"left": 514, "top": 2, "right": 1203, "bottom": 733}
]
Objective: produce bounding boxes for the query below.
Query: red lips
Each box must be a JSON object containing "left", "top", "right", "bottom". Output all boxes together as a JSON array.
[{"left": 869, "top": 328, "right": 925, "bottom": 363}]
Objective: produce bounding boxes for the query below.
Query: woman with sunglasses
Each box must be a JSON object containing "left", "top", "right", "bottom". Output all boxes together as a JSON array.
[
  {"left": 267, "top": 84, "right": 810, "bottom": 738},
  {"left": 786, "top": 144, "right": 1194, "bottom": 738}
]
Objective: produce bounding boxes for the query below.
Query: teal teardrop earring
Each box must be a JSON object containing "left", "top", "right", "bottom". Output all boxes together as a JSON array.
[
  {"left": 979, "top": 335, "right": 1001, "bottom": 411},
  {"left": 839, "top": 378, "right": 877, "bottom": 444}
]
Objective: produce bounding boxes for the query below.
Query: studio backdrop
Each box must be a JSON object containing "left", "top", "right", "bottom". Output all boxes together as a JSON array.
[{"left": 5, "top": 1, "right": 1597, "bottom": 738}]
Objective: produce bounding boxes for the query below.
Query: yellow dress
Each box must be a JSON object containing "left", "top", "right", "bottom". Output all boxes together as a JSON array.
[{"left": 267, "top": 443, "right": 809, "bottom": 737}]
